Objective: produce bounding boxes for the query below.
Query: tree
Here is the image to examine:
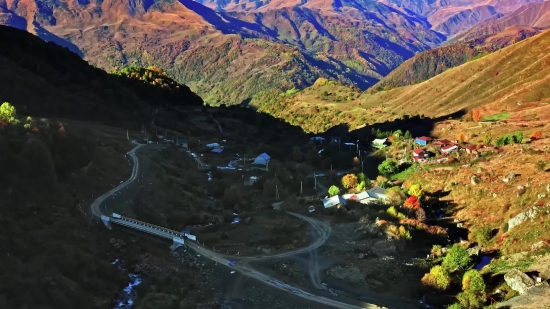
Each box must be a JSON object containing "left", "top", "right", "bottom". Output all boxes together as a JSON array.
[
  {"left": 421, "top": 265, "right": 451, "bottom": 290},
  {"left": 328, "top": 185, "right": 340, "bottom": 197},
  {"left": 408, "top": 183, "right": 423, "bottom": 198},
  {"left": 472, "top": 110, "right": 481, "bottom": 122},
  {"left": 403, "top": 195, "right": 420, "bottom": 210},
  {"left": 462, "top": 269, "right": 486, "bottom": 293},
  {"left": 483, "top": 133, "right": 492, "bottom": 145},
  {"left": 531, "top": 130, "right": 543, "bottom": 140},
  {"left": 443, "top": 244, "right": 471, "bottom": 271},
  {"left": 292, "top": 146, "right": 303, "bottom": 162},
  {"left": 0, "top": 102, "right": 16, "bottom": 123},
  {"left": 514, "top": 131, "right": 523, "bottom": 144},
  {"left": 393, "top": 129, "right": 403, "bottom": 137},
  {"left": 378, "top": 159, "right": 398, "bottom": 176},
  {"left": 457, "top": 133, "right": 467, "bottom": 144},
  {"left": 386, "top": 187, "right": 406, "bottom": 205},
  {"left": 448, "top": 304, "right": 463, "bottom": 309},
  {"left": 404, "top": 130, "right": 412, "bottom": 139},
  {"left": 457, "top": 290, "right": 485, "bottom": 309},
  {"left": 376, "top": 175, "right": 388, "bottom": 187},
  {"left": 341, "top": 174, "right": 358, "bottom": 189},
  {"left": 221, "top": 184, "right": 243, "bottom": 210}
]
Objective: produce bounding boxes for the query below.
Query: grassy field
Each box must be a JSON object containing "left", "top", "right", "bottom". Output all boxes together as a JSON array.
[{"left": 251, "top": 30, "right": 550, "bottom": 133}]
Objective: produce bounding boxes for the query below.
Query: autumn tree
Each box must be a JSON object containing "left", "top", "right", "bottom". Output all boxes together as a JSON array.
[
  {"left": 472, "top": 110, "right": 481, "bottom": 122},
  {"left": 341, "top": 174, "right": 358, "bottom": 189},
  {"left": 421, "top": 265, "right": 451, "bottom": 290},
  {"left": 531, "top": 130, "right": 543, "bottom": 140},
  {"left": 443, "top": 244, "right": 471, "bottom": 271},
  {"left": 403, "top": 195, "right": 420, "bottom": 210},
  {"left": 408, "top": 183, "right": 423, "bottom": 198},
  {"left": 386, "top": 187, "right": 406, "bottom": 205},
  {"left": 457, "top": 133, "right": 466, "bottom": 144}
]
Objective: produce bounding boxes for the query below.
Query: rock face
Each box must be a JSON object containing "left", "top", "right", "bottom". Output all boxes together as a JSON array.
[
  {"left": 467, "top": 246, "right": 481, "bottom": 257},
  {"left": 504, "top": 269, "right": 535, "bottom": 294},
  {"left": 531, "top": 241, "right": 549, "bottom": 252},
  {"left": 508, "top": 206, "right": 541, "bottom": 230}
]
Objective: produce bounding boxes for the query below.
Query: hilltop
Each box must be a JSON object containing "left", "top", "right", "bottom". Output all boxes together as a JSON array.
[
  {"left": 251, "top": 29, "right": 550, "bottom": 133},
  {"left": 451, "top": 1, "right": 550, "bottom": 43},
  {"left": 0, "top": 26, "right": 203, "bottom": 125},
  {"left": 373, "top": 25, "right": 541, "bottom": 90}
]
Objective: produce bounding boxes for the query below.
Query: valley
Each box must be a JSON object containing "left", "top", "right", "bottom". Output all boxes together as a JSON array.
[{"left": 2, "top": 0, "right": 550, "bottom": 308}]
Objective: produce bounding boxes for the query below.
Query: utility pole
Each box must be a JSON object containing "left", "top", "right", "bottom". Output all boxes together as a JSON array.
[
  {"left": 126, "top": 130, "right": 129, "bottom": 141},
  {"left": 275, "top": 185, "right": 279, "bottom": 200},
  {"left": 300, "top": 181, "right": 303, "bottom": 195},
  {"left": 362, "top": 161, "right": 364, "bottom": 173}
]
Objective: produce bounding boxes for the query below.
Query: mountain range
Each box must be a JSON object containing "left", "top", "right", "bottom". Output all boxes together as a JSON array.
[{"left": 0, "top": 0, "right": 549, "bottom": 104}]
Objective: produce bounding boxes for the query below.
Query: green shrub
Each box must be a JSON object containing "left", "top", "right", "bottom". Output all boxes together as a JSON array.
[
  {"left": 386, "top": 206, "right": 398, "bottom": 217},
  {"left": 443, "top": 244, "right": 471, "bottom": 271},
  {"left": 462, "top": 269, "right": 486, "bottom": 293},
  {"left": 430, "top": 265, "right": 451, "bottom": 290},
  {"left": 474, "top": 227, "right": 492, "bottom": 246},
  {"left": 448, "top": 304, "right": 463, "bottom": 309},
  {"left": 457, "top": 289, "right": 485, "bottom": 309}
]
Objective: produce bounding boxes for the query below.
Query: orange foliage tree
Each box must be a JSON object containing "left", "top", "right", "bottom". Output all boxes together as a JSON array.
[
  {"left": 456, "top": 133, "right": 466, "bottom": 143},
  {"left": 403, "top": 195, "right": 420, "bottom": 210},
  {"left": 472, "top": 110, "right": 481, "bottom": 122},
  {"left": 531, "top": 130, "right": 543, "bottom": 140},
  {"left": 341, "top": 174, "right": 358, "bottom": 189}
]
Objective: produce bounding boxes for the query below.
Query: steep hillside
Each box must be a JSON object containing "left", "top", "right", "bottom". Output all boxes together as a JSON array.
[
  {"left": 452, "top": 1, "right": 550, "bottom": 42},
  {"left": 0, "top": 0, "right": 447, "bottom": 106},
  {"left": 251, "top": 30, "right": 550, "bottom": 133},
  {"left": 0, "top": 26, "right": 202, "bottom": 125},
  {"left": 372, "top": 25, "right": 541, "bottom": 90}
]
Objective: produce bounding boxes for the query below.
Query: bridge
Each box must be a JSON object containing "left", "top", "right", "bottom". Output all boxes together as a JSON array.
[{"left": 101, "top": 213, "right": 186, "bottom": 250}]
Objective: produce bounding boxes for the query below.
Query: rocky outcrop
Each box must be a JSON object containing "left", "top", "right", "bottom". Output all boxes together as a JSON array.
[
  {"left": 467, "top": 246, "right": 481, "bottom": 257},
  {"left": 531, "top": 241, "right": 549, "bottom": 252},
  {"left": 504, "top": 269, "right": 535, "bottom": 294},
  {"left": 507, "top": 205, "right": 549, "bottom": 231}
]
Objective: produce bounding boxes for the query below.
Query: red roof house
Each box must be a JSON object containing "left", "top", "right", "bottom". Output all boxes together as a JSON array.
[
  {"left": 433, "top": 139, "right": 453, "bottom": 146},
  {"left": 413, "top": 148, "right": 429, "bottom": 161}
]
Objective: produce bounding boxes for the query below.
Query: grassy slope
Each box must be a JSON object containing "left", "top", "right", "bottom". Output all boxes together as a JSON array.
[
  {"left": 251, "top": 30, "right": 550, "bottom": 133},
  {"left": 372, "top": 26, "right": 541, "bottom": 91}
]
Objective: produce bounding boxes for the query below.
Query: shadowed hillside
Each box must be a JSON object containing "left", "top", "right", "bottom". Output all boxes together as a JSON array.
[{"left": 0, "top": 26, "right": 203, "bottom": 126}]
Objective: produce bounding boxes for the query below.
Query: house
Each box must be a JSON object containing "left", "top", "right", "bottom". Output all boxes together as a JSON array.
[
  {"left": 211, "top": 148, "right": 224, "bottom": 153},
  {"left": 310, "top": 136, "right": 326, "bottom": 143},
  {"left": 206, "top": 142, "right": 221, "bottom": 148},
  {"left": 253, "top": 153, "right": 271, "bottom": 165},
  {"left": 415, "top": 136, "right": 433, "bottom": 146},
  {"left": 366, "top": 186, "right": 387, "bottom": 200},
  {"left": 322, "top": 195, "right": 347, "bottom": 208},
  {"left": 342, "top": 191, "right": 378, "bottom": 204},
  {"left": 441, "top": 144, "right": 459, "bottom": 155},
  {"left": 433, "top": 139, "right": 453, "bottom": 147},
  {"left": 176, "top": 137, "right": 188, "bottom": 149},
  {"left": 413, "top": 148, "right": 430, "bottom": 161},
  {"left": 372, "top": 138, "right": 391, "bottom": 149},
  {"left": 464, "top": 145, "right": 479, "bottom": 155}
]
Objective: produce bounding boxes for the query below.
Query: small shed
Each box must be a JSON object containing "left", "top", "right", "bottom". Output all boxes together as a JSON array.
[
  {"left": 176, "top": 137, "right": 188, "bottom": 148},
  {"left": 372, "top": 138, "right": 390, "bottom": 149},
  {"left": 322, "top": 195, "right": 346, "bottom": 208},
  {"left": 464, "top": 145, "right": 479, "bottom": 154},
  {"left": 441, "top": 144, "right": 459, "bottom": 155},
  {"left": 253, "top": 153, "right": 271, "bottom": 165},
  {"left": 415, "top": 136, "right": 433, "bottom": 146},
  {"left": 413, "top": 148, "right": 429, "bottom": 161},
  {"left": 366, "top": 186, "right": 387, "bottom": 200}
]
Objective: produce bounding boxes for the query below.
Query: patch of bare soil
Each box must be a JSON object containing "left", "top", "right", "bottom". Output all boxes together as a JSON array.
[
  {"left": 322, "top": 221, "right": 428, "bottom": 300},
  {"left": 194, "top": 209, "right": 311, "bottom": 256}
]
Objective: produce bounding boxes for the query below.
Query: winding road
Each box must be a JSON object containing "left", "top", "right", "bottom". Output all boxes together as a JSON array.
[{"left": 90, "top": 142, "right": 420, "bottom": 309}]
